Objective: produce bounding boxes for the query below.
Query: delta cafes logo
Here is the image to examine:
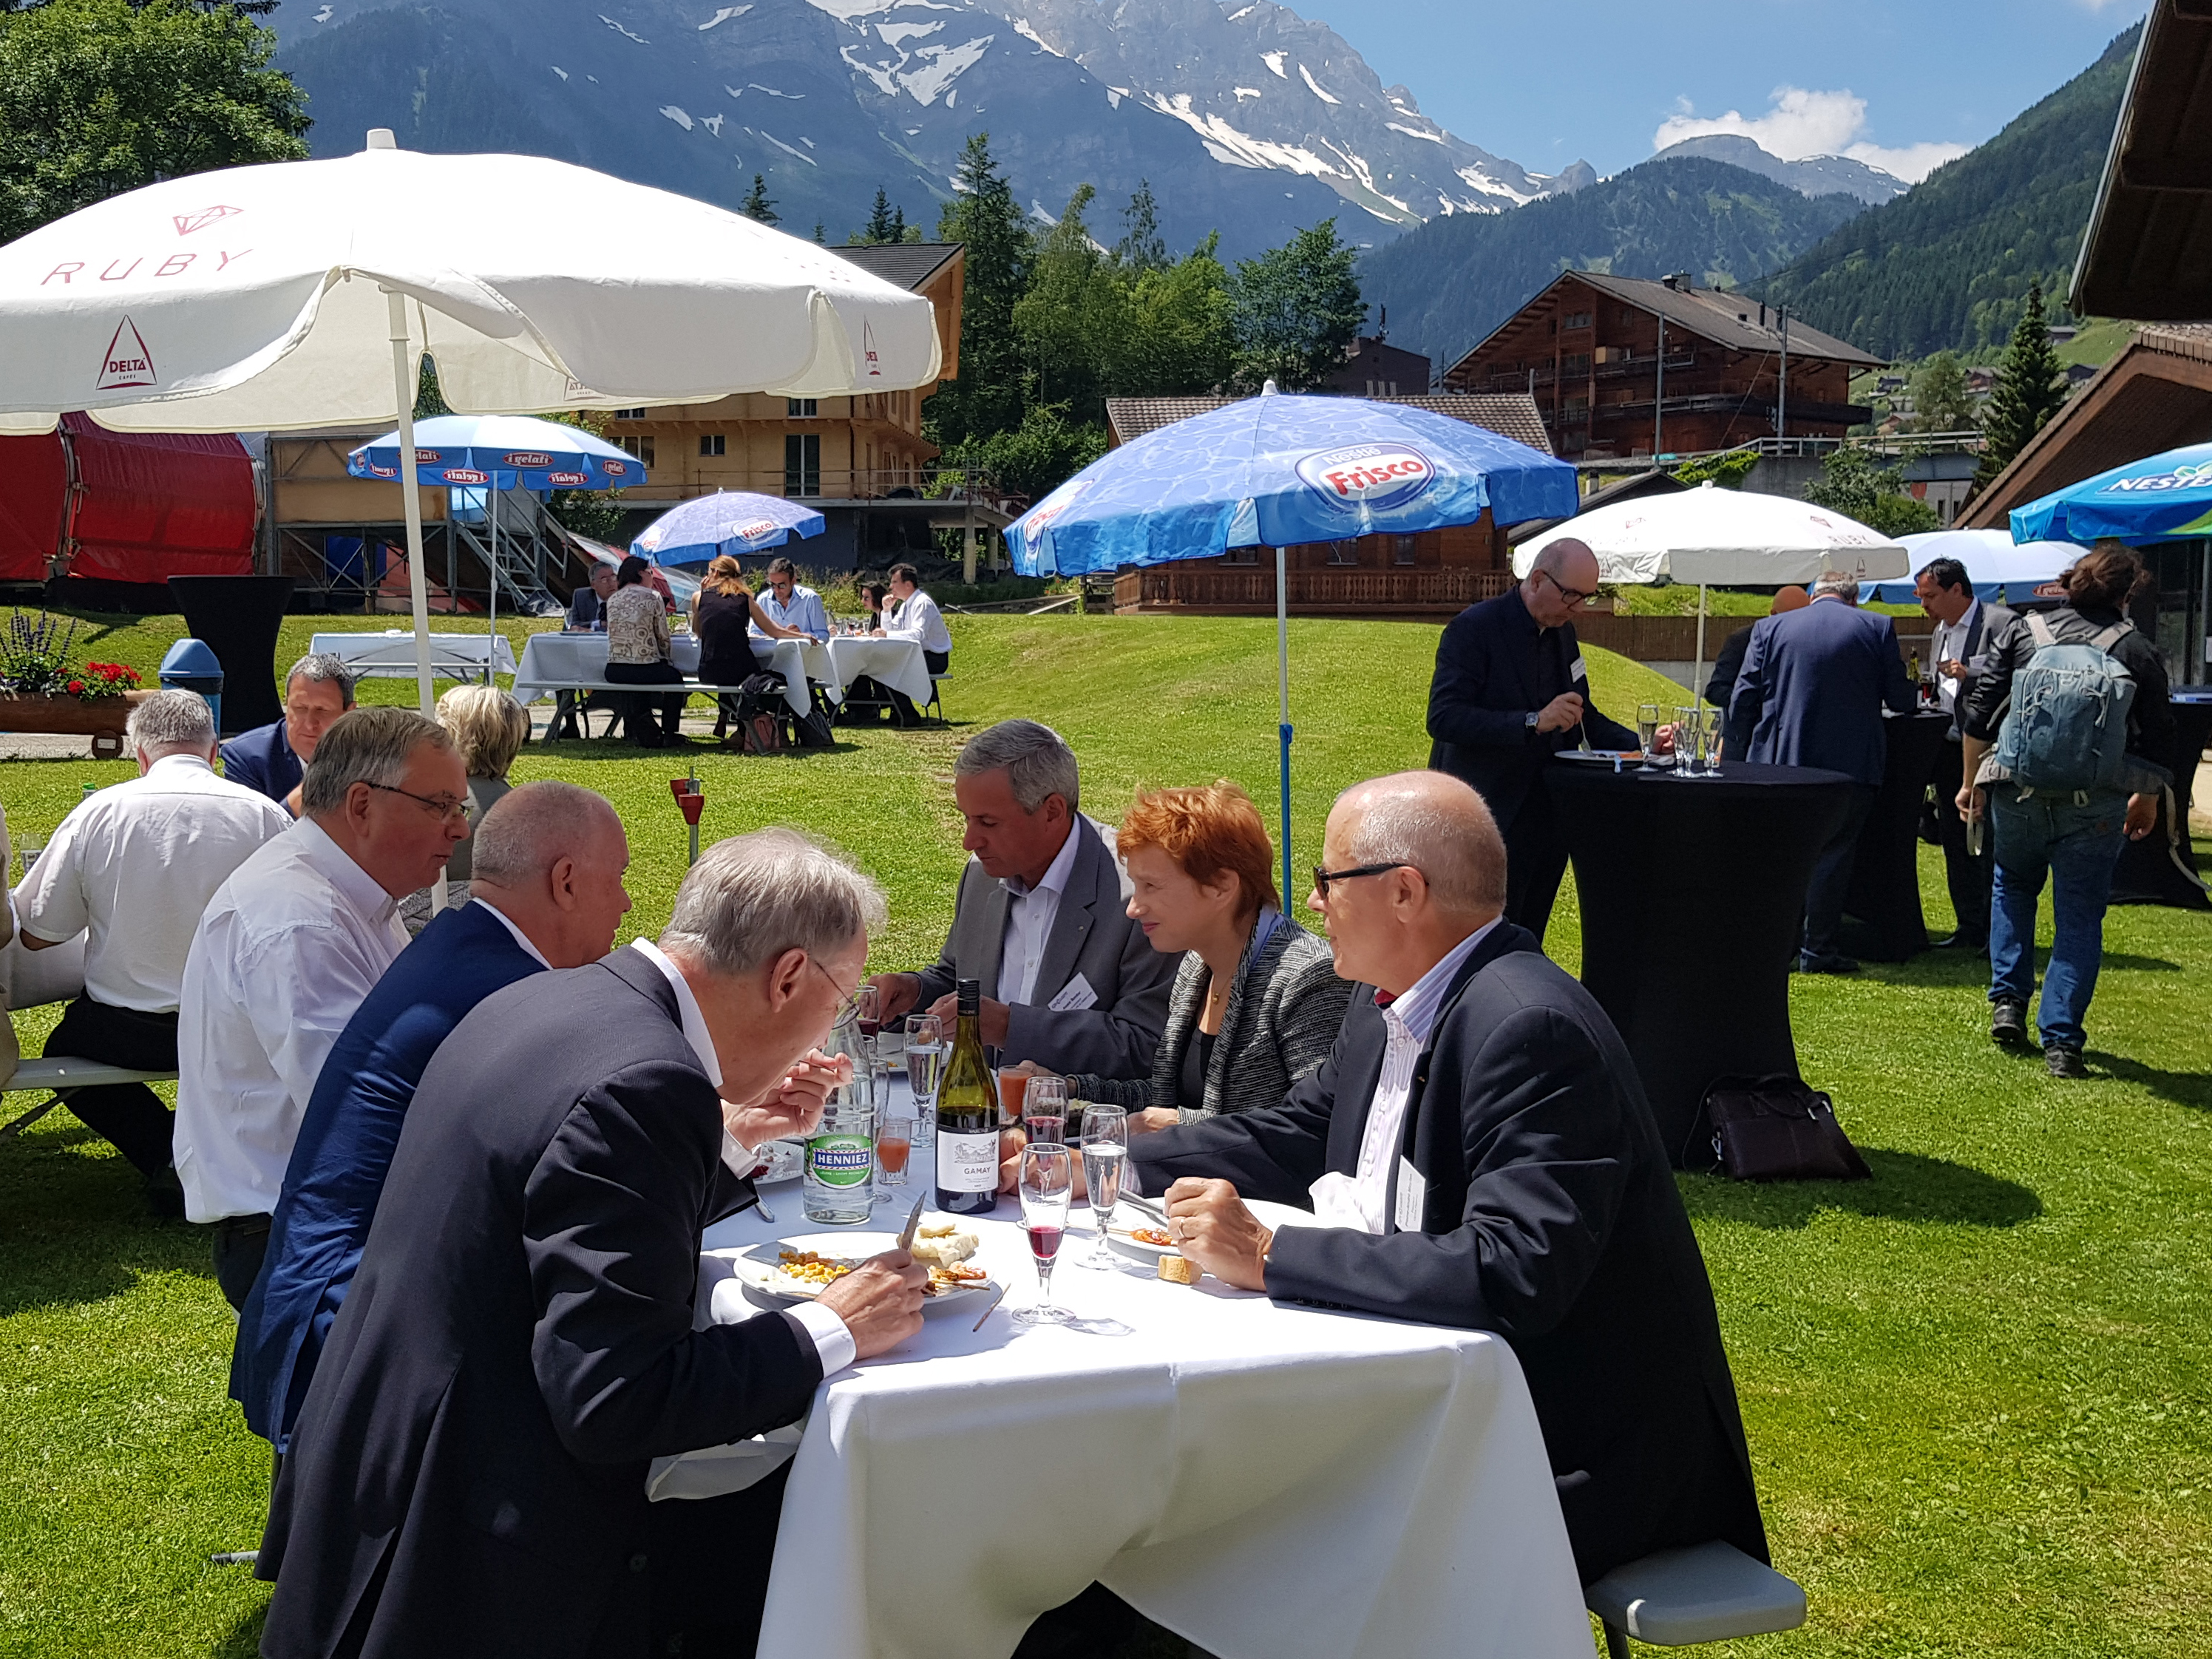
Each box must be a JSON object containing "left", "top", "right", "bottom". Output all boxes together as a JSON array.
[
  {"left": 95, "top": 316, "right": 157, "bottom": 390},
  {"left": 1295, "top": 443, "right": 1436, "bottom": 512},
  {"left": 2102, "top": 461, "right": 2212, "bottom": 493}
]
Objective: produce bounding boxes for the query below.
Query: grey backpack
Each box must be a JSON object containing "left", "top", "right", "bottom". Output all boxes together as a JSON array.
[{"left": 1993, "top": 614, "right": 2137, "bottom": 795}]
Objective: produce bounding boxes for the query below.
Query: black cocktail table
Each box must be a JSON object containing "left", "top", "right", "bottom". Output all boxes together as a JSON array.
[
  {"left": 2112, "top": 691, "right": 2212, "bottom": 910},
  {"left": 166, "top": 574, "right": 296, "bottom": 735},
  {"left": 1841, "top": 710, "right": 1953, "bottom": 960},
  {"left": 1547, "top": 758, "right": 1854, "bottom": 1167}
]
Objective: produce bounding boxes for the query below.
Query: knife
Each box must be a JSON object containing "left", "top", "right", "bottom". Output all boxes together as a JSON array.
[
  {"left": 896, "top": 1192, "right": 926, "bottom": 1252},
  {"left": 1121, "top": 1192, "right": 1169, "bottom": 1225}
]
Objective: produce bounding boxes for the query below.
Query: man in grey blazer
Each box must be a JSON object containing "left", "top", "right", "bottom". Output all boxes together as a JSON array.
[
  {"left": 1917, "top": 556, "right": 2014, "bottom": 951},
  {"left": 872, "top": 720, "right": 1174, "bottom": 1080}
]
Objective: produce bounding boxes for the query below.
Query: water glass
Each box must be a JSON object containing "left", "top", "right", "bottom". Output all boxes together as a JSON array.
[
  {"left": 1013, "top": 1142, "right": 1074, "bottom": 1326},
  {"left": 1080, "top": 1104, "right": 1128, "bottom": 1268},
  {"left": 1024, "top": 1076, "right": 1068, "bottom": 1144},
  {"left": 903, "top": 1013, "right": 943, "bottom": 1102},
  {"left": 1636, "top": 703, "right": 1662, "bottom": 767},
  {"left": 802, "top": 1095, "right": 874, "bottom": 1224},
  {"left": 1703, "top": 705, "right": 1726, "bottom": 776},
  {"left": 1674, "top": 707, "right": 1703, "bottom": 776},
  {"left": 875, "top": 1115, "right": 913, "bottom": 1188}
]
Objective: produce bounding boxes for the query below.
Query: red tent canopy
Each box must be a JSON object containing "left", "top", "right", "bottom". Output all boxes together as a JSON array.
[
  {"left": 0, "top": 418, "right": 255, "bottom": 586},
  {"left": 0, "top": 431, "right": 67, "bottom": 583}
]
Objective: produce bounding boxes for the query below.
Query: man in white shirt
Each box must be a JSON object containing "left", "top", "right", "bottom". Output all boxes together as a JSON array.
[
  {"left": 12, "top": 690, "right": 291, "bottom": 1215},
  {"left": 875, "top": 560, "right": 951, "bottom": 667},
  {"left": 175, "top": 706, "right": 469, "bottom": 1308},
  {"left": 1915, "top": 555, "right": 2012, "bottom": 951},
  {"left": 751, "top": 555, "right": 829, "bottom": 641}
]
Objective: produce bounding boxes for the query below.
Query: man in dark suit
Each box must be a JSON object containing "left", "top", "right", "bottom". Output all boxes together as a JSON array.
[
  {"left": 231, "top": 781, "right": 634, "bottom": 1453},
  {"left": 871, "top": 719, "right": 1174, "bottom": 1079},
  {"left": 1136, "top": 771, "right": 1766, "bottom": 1586},
  {"left": 1916, "top": 557, "right": 2012, "bottom": 950},
  {"left": 1705, "top": 586, "right": 1808, "bottom": 753},
  {"left": 1730, "top": 573, "right": 1916, "bottom": 973},
  {"left": 1426, "top": 537, "right": 1638, "bottom": 940},
  {"left": 219, "top": 654, "right": 356, "bottom": 812},
  {"left": 566, "top": 560, "right": 619, "bottom": 631},
  {"left": 259, "top": 830, "right": 928, "bottom": 1659}
]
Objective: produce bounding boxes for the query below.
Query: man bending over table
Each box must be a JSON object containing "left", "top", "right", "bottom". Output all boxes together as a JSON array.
[{"left": 1128, "top": 770, "right": 1768, "bottom": 1586}]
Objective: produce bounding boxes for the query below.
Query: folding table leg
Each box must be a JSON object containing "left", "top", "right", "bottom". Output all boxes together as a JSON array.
[{"left": 0, "top": 1095, "right": 64, "bottom": 1143}]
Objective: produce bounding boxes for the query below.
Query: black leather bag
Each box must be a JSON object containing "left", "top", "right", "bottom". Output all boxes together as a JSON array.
[{"left": 1694, "top": 1075, "right": 1872, "bottom": 1182}]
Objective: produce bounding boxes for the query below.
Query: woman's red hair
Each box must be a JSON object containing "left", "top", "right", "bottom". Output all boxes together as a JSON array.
[{"left": 1119, "top": 781, "right": 1280, "bottom": 915}]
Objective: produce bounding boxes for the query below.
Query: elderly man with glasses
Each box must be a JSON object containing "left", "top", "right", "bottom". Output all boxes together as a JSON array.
[
  {"left": 175, "top": 708, "right": 470, "bottom": 1309},
  {"left": 1425, "top": 536, "right": 1638, "bottom": 939}
]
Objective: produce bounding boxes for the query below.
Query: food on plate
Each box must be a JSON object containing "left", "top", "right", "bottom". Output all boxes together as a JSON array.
[
  {"left": 1156, "top": 1255, "right": 1200, "bottom": 1286},
  {"left": 775, "top": 1248, "right": 858, "bottom": 1288},
  {"left": 926, "top": 1261, "right": 988, "bottom": 1295},
  {"left": 911, "top": 1223, "right": 979, "bottom": 1270},
  {"left": 1127, "top": 1226, "right": 1172, "bottom": 1247}
]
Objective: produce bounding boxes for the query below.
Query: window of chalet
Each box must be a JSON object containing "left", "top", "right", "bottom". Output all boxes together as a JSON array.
[
  {"left": 784, "top": 433, "right": 821, "bottom": 496},
  {"left": 1391, "top": 535, "right": 1419, "bottom": 566},
  {"left": 611, "top": 407, "right": 646, "bottom": 420},
  {"left": 1223, "top": 546, "right": 1261, "bottom": 566},
  {"left": 616, "top": 435, "right": 654, "bottom": 468},
  {"left": 1325, "top": 540, "right": 1360, "bottom": 566},
  {"left": 699, "top": 434, "right": 726, "bottom": 457},
  {"left": 1561, "top": 353, "right": 1591, "bottom": 375},
  {"left": 1562, "top": 311, "right": 1592, "bottom": 330},
  {"left": 787, "top": 398, "right": 818, "bottom": 418}
]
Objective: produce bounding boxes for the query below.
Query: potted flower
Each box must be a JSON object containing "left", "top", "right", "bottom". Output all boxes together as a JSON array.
[{"left": 0, "top": 614, "right": 155, "bottom": 757}]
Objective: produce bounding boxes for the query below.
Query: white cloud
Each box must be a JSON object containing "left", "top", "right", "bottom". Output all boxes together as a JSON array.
[{"left": 1653, "top": 85, "right": 1967, "bottom": 183}]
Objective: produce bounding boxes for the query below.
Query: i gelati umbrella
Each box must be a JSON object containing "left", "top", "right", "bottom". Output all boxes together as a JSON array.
[
  {"left": 1863, "top": 529, "right": 2079, "bottom": 604},
  {"left": 2009, "top": 442, "right": 2212, "bottom": 545},
  {"left": 1004, "top": 386, "right": 1578, "bottom": 897},
  {"left": 631, "top": 491, "right": 827, "bottom": 566}
]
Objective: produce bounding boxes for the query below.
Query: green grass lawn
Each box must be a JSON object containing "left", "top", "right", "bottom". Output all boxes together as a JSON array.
[{"left": 0, "top": 610, "right": 2208, "bottom": 1657}]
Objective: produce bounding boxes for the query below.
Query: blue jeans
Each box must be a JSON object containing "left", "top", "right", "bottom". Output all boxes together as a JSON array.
[{"left": 1987, "top": 784, "right": 2128, "bottom": 1051}]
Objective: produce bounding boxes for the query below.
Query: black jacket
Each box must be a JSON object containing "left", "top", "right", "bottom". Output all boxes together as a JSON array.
[
  {"left": 1426, "top": 586, "right": 1637, "bottom": 832},
  {"left": 1130, "top": 922, "right": 1766, "bottom": 1584},
  {"left": 1958, "top": 603, "right": 2177, "bottom": 771},
  {"left": 259, "top": 949, "right": 820, "bottom": 1659}
]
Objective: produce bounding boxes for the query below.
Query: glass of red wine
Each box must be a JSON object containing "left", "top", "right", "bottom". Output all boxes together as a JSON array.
[
  {"left": 1012, "top": 1141, "right": 1074, "bottom": 1326},
  {"left": 854, "top": 982, "right": 883, "bottom": 1040}
]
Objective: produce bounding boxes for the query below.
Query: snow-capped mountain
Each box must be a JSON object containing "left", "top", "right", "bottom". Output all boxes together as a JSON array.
[
  {"left": 272, "top": 0, "right": 1588, "bottom": 257},
  {"left": 1649, "top": 135, "right": 1907, "bottom": 206}
]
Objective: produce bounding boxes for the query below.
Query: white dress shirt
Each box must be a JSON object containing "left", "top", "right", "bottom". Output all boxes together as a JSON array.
[
  {"left": 996, "top": 821, "right": 1083, "bottom": 1007},
  {"left": 1932, "top": 599, "right": 1981, "bottom": 715},
  {"left": 1311, "top": 919, "right": 1499, "bottom": 1235},
  {"left": 11, "top": 754, "right": 291, "bottom": 1012},
  {"left": 884, "top": 588, "right": 952, "bottom": 656},
  {"left": 173, "top": 816, "right": 410, "bottom": 1223},
  {"left": 470, "top": 896, "right": 551, "bottom": 969},
  {"left": 629, "top": 939, "right": 857, "bottom": 1377},
  {"left": 753, "top": 583, "right": 829, "bottom": 642}
]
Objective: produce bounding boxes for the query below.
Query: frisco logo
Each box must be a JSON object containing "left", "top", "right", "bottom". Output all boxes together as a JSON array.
[
  {"left": 737, "top": 520, "right": 780, "bottom": 543},
  {"left": 1296, "top": 443, "right": 1435, "bottom": 510},
  {"left": 1023, "top": 479, "right": 1090, "bottom": 535},
  {"left": 95, "top": 316, "right": 157, "bottom": 390},
  {"left": 2104, "top": 461, "right": 2212, "bottom": 493},
  {"left": 502, "top": 450, "right": 554, "bottom": 467}
]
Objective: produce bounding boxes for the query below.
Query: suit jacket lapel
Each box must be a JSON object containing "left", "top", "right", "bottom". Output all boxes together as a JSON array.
[
  {"left": 963, "top": 865, "right": 1009, "bottom": 998},
  {"left": 1030, "top": 818, "right": 1102, "bottom": 1005}
]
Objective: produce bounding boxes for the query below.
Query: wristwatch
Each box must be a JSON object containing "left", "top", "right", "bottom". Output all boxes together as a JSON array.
[{"left": 1524, "top": 710, "right": 1540, "bottom": 730}]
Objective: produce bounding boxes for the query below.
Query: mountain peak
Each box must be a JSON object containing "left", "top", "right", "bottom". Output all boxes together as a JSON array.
[{"left": 1649, "top": 134, "right": 1906, "bottom": 205}]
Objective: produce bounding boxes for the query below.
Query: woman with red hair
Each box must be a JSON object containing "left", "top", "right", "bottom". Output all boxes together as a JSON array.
[{"left": 1045, "top": 781, "right": 1351, "bottom": 1130}]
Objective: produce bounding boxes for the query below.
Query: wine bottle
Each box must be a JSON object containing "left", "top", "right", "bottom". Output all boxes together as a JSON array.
[{"left": 934, "top": 977, "right": 999, "bottom": 1215}]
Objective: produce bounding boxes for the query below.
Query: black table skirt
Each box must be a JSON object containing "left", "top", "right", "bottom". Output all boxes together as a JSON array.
[
  {"left": 2112, "top": 696, "right": 2212, "bottom": 910},
  {"left": 1548, "top": 760, "right": 1855, "bottom": 1167},
  {"left": 1841, "top": 712, "right": 1954, "bottom": 961},
  {"left": 166, "top": 575, "right": 297, "bottom": 735}
]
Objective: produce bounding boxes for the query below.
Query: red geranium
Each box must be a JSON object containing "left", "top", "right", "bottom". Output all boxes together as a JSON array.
[{"left": 67, "top": 679, "right": 85, "bottom": 694}]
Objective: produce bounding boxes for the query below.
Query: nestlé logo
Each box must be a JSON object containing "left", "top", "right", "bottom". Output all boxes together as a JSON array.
[{"left": 1295, "top": 443, "right": 1435, "bottom": 511}]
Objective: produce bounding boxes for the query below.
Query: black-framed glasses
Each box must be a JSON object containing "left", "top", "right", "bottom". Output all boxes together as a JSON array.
[
  {"left": 807, "top": 955, "right": 866, "bottom": 1021},
  {"left": 1536, "top": 568, "right": 1595, "bottom": 607},
  {"left": 1312, "top": 861, "right": 1411, "bottom": 898},
  {"left": 365, "top": 781, "right": 469, "bottom": 825}
]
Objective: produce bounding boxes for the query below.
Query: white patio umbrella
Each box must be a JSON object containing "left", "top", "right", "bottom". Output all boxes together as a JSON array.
[
  {"left": 1513, "top": 481, "right": 1910, "bottom": 689},
  {"left": 0, "top": 129, "right": 941, "bottom": 722}
]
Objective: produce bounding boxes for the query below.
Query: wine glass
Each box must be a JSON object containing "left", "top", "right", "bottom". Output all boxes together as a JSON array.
[
  {"left": 1703, "top": 704, "right": 1726, "bottom": 776},
  {"left": 1079, "top": 1105, "right": 1128, "bottom": 1268},
  {"left": 1013, "top": 1142, "right": 1074, "bottom": 1326},
  {"left": 903, "top": 1014, "right": 943, "bottom": 1108},
  {"left": 1636, "top": 703, "right": 1661, "bottom": 768},
  {"left": 1024, "top": 1076, "right": 1068, "bottom": 1144},
  {"left": 854, "top": 982, "right": 883, "bottom": 1041}
]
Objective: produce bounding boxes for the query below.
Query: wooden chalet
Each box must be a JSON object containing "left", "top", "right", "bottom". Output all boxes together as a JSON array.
[
  {"left": 1103, "top": 393, "right": 1551, "bottom": 619},
  {"left": 1442, "top": 272, "right": 1882, "bottom": 461}
]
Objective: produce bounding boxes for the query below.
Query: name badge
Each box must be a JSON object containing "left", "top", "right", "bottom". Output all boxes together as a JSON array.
[
  {"left": 1048, "top": 972, "right": 1099, "bottom": 1013},
  {"left": 1394, "top": 1157, "right": 1428, "bottom": 1232},
  {"left": 1570, "top": 654, "right": 1587, "bottom": 682}
]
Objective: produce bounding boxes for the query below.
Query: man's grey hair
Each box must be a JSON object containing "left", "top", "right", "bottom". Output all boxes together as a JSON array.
[
  {"left": 660, "top": 827, "right": 887, "bottom": 976},
  {"left": 285, "top": 652, "right": 357, "bottom": 707},
  {"left": 1811, "top": 571, "right": 1861, "bottom": 603},
  {"left": 1342, "top": 771, "right": 1507, "bottom": 917},
  {"left": 954, "top": 719, "right": 1080, "bottom": 813},
  {"left": 299, "top": 708, "right": 455, "bottom": 817},
  {"left": 471, "top": 781, "right": 621, "bottom": 888},
  {"left": 125, "top": 688, "right": 215, "bottom": 755}
]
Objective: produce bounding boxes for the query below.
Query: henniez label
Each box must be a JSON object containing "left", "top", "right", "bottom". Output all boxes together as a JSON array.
[
  {"left": 936, "top": 1130, "right": 998, "bottom": 1193},
  {"left": 807, "top": 1134, "right": 873, "bottom": 1188}
]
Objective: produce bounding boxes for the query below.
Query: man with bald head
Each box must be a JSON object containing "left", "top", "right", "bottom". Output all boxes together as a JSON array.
[
  {"left": 231, "top": 781, "right": 633, "bottom": 1452},
  {"left": 1426, "top": 536, "right": 1639, "bottom": 939},
  {"left": 1130, "top": 770, "right": 1768, "bottom": 1586}
]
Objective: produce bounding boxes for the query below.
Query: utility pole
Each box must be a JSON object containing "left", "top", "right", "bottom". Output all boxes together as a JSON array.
[
  {"left": 1654, "top": 314, "right": 1666, "bottom": 459},
  {"left": 1776, "top": 306, "right": 1790, "bottom": 439}
]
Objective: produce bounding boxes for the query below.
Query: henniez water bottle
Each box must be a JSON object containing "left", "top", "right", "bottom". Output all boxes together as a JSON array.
[
  {"left": 802, "top": 1008, "right": 875, "bottom": 1224},
  {"left": 934, "top": 978, "right": 1000, "bottom": 1215}
]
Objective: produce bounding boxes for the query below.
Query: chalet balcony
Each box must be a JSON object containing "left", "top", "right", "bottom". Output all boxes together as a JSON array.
[{"left": 1113, "top": 564, "right": 1512, "bottom": 617}]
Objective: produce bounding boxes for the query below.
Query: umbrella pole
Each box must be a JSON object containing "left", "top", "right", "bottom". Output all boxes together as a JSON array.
[
  {"left": 1694, "top": 583, "right": 1708, "bottom": 701},
  {"left": 384, "top": 286, "right": 447, "bottom": 915},
  {"left": 486, "top": 475, "right": 499, "bottom": 684},
  {"left": 1277, "top": 544, "right": 1292, "bottom": 906}
]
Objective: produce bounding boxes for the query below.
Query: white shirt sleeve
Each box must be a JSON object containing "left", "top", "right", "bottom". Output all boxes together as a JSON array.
[
  {"left": 706, "top": 1280, "right": 857, "bottom": 1377},
  {"left": 720, "top": 1130, "right": 763, "bottom": 1178},
  {"left": 13, "top": 807, "right": 88, "bottom": 944}
]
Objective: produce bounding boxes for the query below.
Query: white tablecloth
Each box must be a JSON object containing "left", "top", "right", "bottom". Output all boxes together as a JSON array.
[
  {"left": 826, "top": 635, "right": 934, "bottom": 707},
  {"left": 690, "top": 1160, "right": 1588, "bottom": 1659},
  {"left": 308, "top": 631, "right": 518, "bottom": 679},
  {"left": 512, "top": 632, "right": 824, "bottom": 719}
]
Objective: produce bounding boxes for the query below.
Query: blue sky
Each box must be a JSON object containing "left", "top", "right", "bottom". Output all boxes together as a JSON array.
[{"left": 1326, "top": 0, "right": 2150, "bottom": 183}]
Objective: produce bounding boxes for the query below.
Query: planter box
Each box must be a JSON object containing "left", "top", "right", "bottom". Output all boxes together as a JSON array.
[{"left": 0, "top": 689, "right": 155, "bottom": 759}]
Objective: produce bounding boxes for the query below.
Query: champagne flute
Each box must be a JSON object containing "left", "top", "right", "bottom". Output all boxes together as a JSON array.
[
  {"left": 1013, "top": 1143, "right": 1074, "bottom": 1326},
  {"left": 903, "top": 1014, "right": 943, "bottom": 1110},
  {"left": 1703, "top": 704, "right": 1726, "bottom": 776},
  {"left": 1024, "top": 1076, "right": 1068, "bottom": 1144},
  {"left": 1636, "top": 704, "right": 1661, "bottom": 769},
  {"left": 1080, "top": 1105, "right": 1129, "bottom": 1268},
  {"left": 1674, "top": 706, "right": 1703, "bottom": 777}
]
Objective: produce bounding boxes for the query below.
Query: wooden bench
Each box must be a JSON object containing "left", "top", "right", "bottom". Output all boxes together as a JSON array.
[
  {"left": 0, "top": 1057, "right": 180, "bottom": 1142},
  {"left": 532, "top": 679, "right": 780, "bottom": 741}
]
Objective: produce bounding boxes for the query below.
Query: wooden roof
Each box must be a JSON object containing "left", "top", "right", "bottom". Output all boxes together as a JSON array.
[
  {"left": 1105, "top": 393, "right": 1553, "bottom": 455},
  {"left": 2073, "top": 5, "right": 2212, "bottom": 319}
]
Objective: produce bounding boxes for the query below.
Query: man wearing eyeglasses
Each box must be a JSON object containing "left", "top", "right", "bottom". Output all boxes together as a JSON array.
[
  {"left": 1426, "top": 537, "right": 1638, "bottom": 939},
  {"left": 176, "top": 708, "right": 469, "bottom": 1309}
]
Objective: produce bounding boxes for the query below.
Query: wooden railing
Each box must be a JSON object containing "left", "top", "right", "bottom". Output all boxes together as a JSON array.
[{"left": 1113, "top": 566, "right": 1512, "bottom": 613}]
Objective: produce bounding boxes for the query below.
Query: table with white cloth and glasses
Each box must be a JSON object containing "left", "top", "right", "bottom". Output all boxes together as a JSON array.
[
  {"left": 511, "top": 631, "right": 830, "bottom": 720},
  {"left": 825, "top": 635, "right": 934, "bottom": 710},
  {"left": 308, "top": 631, "right": 518, "bottom": 681},
  {"left": 679, "top": 1085, "right": 1590, "bottom": 1659}
]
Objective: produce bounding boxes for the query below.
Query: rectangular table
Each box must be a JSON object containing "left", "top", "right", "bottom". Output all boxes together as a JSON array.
[
  {"left": 309, "top": 631, "right": 518, "bottom": 680},
  {"left": 684, "top": 1141, "right": 1589, "bottom": 1659},
  {"left": 512, "top": 631, "right": 828, "bottom": 721},
  {"left": 824, "top": 635, "right": 933, "bottom": 710}
]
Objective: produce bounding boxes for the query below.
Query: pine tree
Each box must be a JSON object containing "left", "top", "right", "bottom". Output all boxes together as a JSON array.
[
  {"left": 1975, "top": 283, "right": 2069, "bottom": 490},
  {"left": 1116, "top": 180, "right": 1168, "bottom": 271},
  {"left": 740, "top": 173, "right": 777, "bottom": 225},
  {"left": 1229, "top": 220, "right": 1365, "bottom": 390},
  {"left": 930, "top": 131, "right": 1032, "bottom": 447},
  {"left": 858, "top": 188, "right": 900, "bottom": 245},
  {"left": 1909, "top": 350, "right": 1976, "bottom": 433}
]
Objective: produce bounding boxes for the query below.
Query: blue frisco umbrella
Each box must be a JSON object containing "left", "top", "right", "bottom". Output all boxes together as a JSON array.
[
  {"left": 630, "top": 490, "right": 828, "bottom": 565},
  {"left": 1005, "top": 385, "right": 1578, "bottom": 898}
]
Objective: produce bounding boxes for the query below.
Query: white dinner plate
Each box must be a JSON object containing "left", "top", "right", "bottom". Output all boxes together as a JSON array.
[
  {"left": 730, "top": 1230, "right": 994, "bottom": 1317},
  {"left": 753, "top": 1138, "right": 804, "bottom": 1186},
  {"left": 1106, "top": 1197, "right": 1328, "bottom": 1264}
]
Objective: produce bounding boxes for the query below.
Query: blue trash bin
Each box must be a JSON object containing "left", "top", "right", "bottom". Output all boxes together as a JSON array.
[{"left": 158, "top": 638, "right": 225, "bottom": 736}]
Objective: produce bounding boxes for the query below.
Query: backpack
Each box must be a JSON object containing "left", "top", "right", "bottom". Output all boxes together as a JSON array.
[
  {"left": 1992, "top": 614, "right": 2138, "bottom": 795},
  {"left": 731, "top": 673, "right": 787, "bottom": 755}
]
